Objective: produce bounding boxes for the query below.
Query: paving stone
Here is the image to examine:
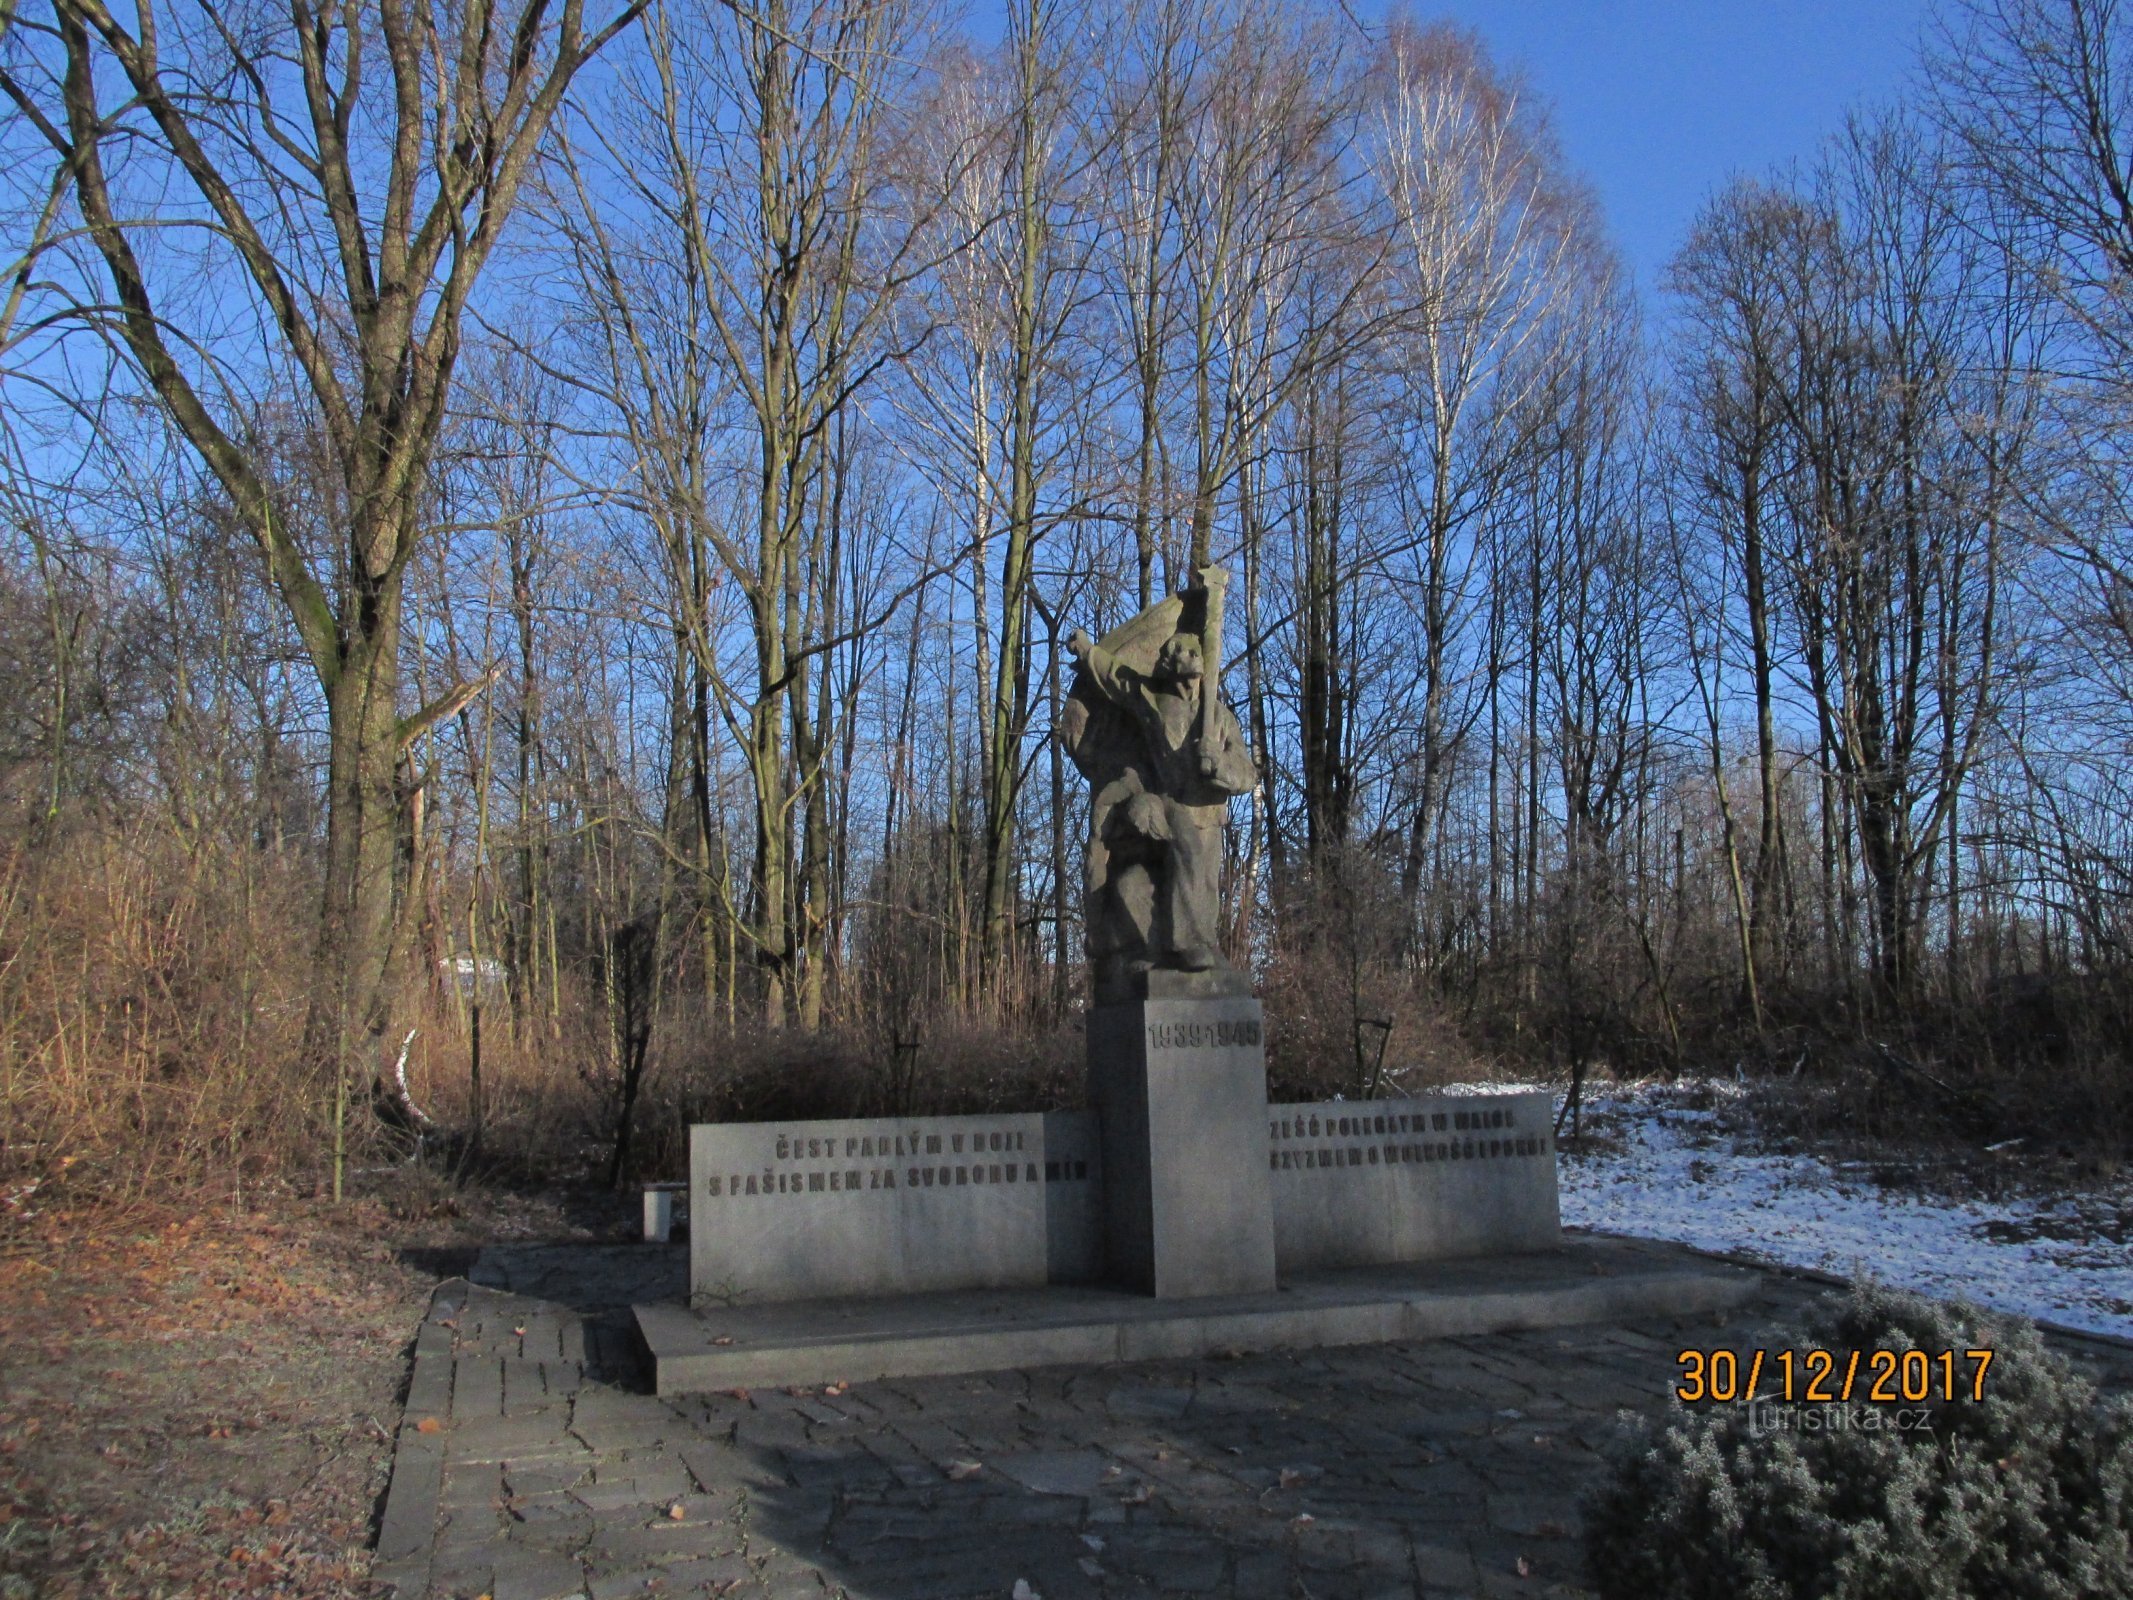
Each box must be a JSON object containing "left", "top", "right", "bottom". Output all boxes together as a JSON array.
[
  {"left": 643, "top": 1552, "right": 752, "bottom": 1589},
  {"left": 589, "top": 1520, "right": 724, "bottom": 1565},
  {"left": 509, "top": 1461, "right": 592, "bottom": 1498},
  {"left": 989, "top": 1450, "right": 1110, "bottom": 1498},
  {"left": 586, "top": 1569, "right": 665, "bottom": 1600},
  {"left": 441, "top": 1462, "right": 504, "bottom": 1512},
  {"left": 489, "top": 1544, "right": 590, "bottom": 1600},
  {"left": 456, "top": 1354, "right": 506, "bottom": 1419},
  {"left": 459, "top": 1414, "right": 594, "bottom": 1463},
  {"left": 387, "top": 1247, "right": 2133, "bottom": 1600}
]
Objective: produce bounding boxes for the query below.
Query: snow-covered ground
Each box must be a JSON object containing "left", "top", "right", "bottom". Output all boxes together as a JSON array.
[{"left": 1504, "top": 1081, "right": 2133, "bottom": 1340}]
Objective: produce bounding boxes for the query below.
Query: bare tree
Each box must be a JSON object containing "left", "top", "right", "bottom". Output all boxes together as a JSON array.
[
  {"left": 1362, "top": 20, "right": 1588, "bottom": 961},
  {"left": 3, "top": 0, "right": 644, "bottom": 1158}
]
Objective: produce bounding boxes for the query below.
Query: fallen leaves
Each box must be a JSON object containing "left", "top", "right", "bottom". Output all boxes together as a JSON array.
[
  {"left": 666, "top": 1501, "right": 686, "bottom": 1521},
  {"left": 0, "top": 1198, "right": 441, "bottom": 1600},
  {"left": 716, "top": 1387, "right": 750, "bottom": 1402},
  {"left": 414, "top": 1416, "right": 442, "bottom": 1435},
  {"left": 943, "top": 1459, "right": 983, "bottom": 1481}
]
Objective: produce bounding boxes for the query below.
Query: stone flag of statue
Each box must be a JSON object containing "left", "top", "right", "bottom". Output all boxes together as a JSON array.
[{"left": 1058, "top": 566, "right": 1257, "bottom": 1003}]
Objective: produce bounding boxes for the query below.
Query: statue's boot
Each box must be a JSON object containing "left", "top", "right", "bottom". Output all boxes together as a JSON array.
[{"left": 1174, "top": 944, "right": 1220, "bottom": 971}]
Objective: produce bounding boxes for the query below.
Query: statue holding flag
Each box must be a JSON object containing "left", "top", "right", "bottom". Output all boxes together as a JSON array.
[{"left": 1058, "top": 567, "right": 1257, "bottom": 1003}]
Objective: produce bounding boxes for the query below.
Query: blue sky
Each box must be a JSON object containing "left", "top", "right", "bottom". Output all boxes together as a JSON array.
[
  {"left": 958, "top": 4, "right": 1939, "bottom": 298},
  {"left": 1384, "top": 0, "right": 1937, "bottom": 294}
]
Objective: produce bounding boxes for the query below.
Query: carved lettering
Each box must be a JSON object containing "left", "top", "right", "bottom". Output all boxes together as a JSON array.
[{"left": 1143, "top": 1019, "right": 1265, "bottom": 1051}]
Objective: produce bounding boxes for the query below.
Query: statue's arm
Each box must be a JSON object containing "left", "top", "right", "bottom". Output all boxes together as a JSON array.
[
  {"left": 1067, "top": 629, "right": 1141, "bottom": 709},
  {"left": 1202, "top": 700, "right": 1258, "bottom": 795}
]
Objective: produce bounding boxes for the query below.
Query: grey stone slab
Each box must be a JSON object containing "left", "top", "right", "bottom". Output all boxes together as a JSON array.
[
  {"left": 459, "top": 1412, "right": 596, "bottom": 1463},
  {"left": 690, "top": 1114, "right": 1051, "bottom": 1302},
  {"left": 376, "top": 1431, "right": 443, "bottom": 1563},
  {"left": 441, "top": 1460, "right": 504, "bottom": 1511},
  {"left": 1269, "top": 1093, "right": 1560, "bottom": 1271},
  {"left": 489, "top": 1544, "right": 591, "bottom": 1600},
  {"left": 508, "top": 1461, "right": 592, "bottom": 1498},
  {"left": 1086, "top": 995, "right": 1278, "bottom": 1298},
  {"left": 644, "top": 1552, "right": 752, "bottom": 1590},
  {"left": 586, "top": 1569, "right": 666, "bottom": 1600},
  {"left": 990, "top": 1449, "right": 1112, "bottom": 1497},
  {"left": 638, "top": 1237, "right": 1758, "bottom": 1393},
  {"left": 1042, "top": 1110, "right": 1104, "bottom": 1285},
  {"left": 572, "top": 1418, "right": 680, "bottom": 1455},
  {"left": 589, "top": 1521, "right": 724, "bottom": 1565},
  {"left": 375, "top": 1293, "right": 459, "bottom": 1596},
  {"left": 456, "top": 1352, "right": 505, "bottom": 1419},
  {"left": 405, "top": 1315, "right": 455, "bottom": 1417}
]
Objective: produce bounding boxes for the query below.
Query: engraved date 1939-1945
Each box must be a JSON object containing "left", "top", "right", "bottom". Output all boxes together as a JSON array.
[{"left": 1676, "top": 1347, "right": 1996, "bottom": 1405}]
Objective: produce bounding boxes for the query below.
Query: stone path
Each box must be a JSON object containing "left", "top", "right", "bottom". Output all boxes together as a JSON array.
[{"left": 373, "top": 1243, "right": 2133, "bottom": 1600}]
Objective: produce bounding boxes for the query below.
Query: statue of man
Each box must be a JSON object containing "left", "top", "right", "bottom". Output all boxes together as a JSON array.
[{"left": 1065, "top": 623, "right": 1256, "bottom": 975}]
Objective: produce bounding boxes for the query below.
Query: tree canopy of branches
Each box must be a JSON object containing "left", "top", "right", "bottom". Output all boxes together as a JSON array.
[{"left": 5, "top": 0, "right": 2133, "bottom": 1194}]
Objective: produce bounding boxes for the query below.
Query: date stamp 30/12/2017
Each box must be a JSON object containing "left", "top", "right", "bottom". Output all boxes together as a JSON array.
[{"left": 1675, "top": 1348, "right": 1997, "bottom": 1406}]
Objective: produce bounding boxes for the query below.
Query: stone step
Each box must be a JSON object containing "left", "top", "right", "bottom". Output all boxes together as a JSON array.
[{"left": 635, "top": 1235, "right": 1757, "bottom": 1394}]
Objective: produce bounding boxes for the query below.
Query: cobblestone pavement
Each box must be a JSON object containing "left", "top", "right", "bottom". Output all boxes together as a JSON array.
[{"left": 375, "top": 1243, "right": 2133, "bottom": 1600}]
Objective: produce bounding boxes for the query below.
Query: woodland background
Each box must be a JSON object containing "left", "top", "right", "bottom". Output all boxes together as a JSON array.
[{"left": 3, "top": 0, "right": 2131, "bottom": 1202}]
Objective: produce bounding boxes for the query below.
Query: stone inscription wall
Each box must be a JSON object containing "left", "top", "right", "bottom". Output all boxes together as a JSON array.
[
  {"left": 688, "top": 1112, "right": 1091, "bottom": 1303},
  {"left": 1267, "top": 1101, "right": 1551, "bottom": 1172},
  {"left": 1267, "top": 1092, "right": 1560, "bottom": 1271},
  {"left": 700, "top": 1124, "right": 1068, "bottom": 1200}
]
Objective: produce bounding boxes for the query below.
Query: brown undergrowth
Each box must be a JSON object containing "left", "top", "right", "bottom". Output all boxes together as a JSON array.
[{"left": 0, "top": 1187, "right": 633, "bottom": 1600}]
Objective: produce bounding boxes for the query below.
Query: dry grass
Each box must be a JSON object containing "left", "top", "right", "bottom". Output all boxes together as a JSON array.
[{"left": 0, "top": 828, "right": 322, "bottom": 1208}]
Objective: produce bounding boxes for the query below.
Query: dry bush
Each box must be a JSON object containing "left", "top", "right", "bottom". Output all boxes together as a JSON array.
[
  {"left": 621, "top": 1004, "right": 1083, "bottom": 1183},
  {"left": 384, "top": 971, "right": 620, "bottom": 1187},
  {"left": 1257, "top": 857, "right": 1486, "bottom": 1102},
  {"left": 0, "top": 824, "right": 322, "bottom": 1210}
]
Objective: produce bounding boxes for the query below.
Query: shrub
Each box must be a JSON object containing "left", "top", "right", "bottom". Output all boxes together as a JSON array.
[{"left": 1584, "top": 1282, "right": 2133, "bottom": 1600}]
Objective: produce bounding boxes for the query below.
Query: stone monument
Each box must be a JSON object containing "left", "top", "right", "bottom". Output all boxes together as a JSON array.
[
  {"left": 1060, "top": 567, "right": 1276, "bottom": 1297},
  {"left": 633, "top": 567, "right": 1753, "bottom": 1397}
]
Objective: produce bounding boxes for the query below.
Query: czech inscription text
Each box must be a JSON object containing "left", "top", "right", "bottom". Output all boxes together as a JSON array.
[
  {"left": 1266, "top": 1102, "right": 1551, "bottom": 1172},
  {"left": 698, "top": 1120, "right": 1084, "bottom": 1200}
]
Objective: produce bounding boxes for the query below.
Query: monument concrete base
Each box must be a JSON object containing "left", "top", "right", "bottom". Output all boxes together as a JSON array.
[
  {"left": 634, "top": 1233, "right": 1759, "bottom": 1394},
  {"left": 1086, "top": 992, "right": 1277, "bottom": 1297}
]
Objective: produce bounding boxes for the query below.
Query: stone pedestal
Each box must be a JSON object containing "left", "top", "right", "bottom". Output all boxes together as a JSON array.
[{"left": 1086, "top": 989, "right": 1277, "bottom": 1298}]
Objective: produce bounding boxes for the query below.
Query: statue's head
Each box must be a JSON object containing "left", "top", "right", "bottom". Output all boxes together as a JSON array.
[{"left": 1155, "top": 634, "right": 1204, "bottom": 684}]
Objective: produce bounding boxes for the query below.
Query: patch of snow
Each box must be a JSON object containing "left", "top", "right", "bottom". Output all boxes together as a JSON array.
[
  {"left": 1556, "top": 1084, "right": 2133, "bottom": 1340},
  {"left": 1426, "top": 1080, "right": 1551, "bottom": 1098}
]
